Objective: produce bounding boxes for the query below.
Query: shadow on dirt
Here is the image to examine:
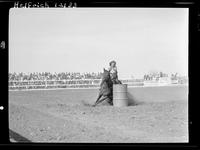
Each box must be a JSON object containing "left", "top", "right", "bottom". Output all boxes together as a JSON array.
[
  {"left": 81, "top": 92, "right": 145, "bottom": 107},
  {"left": 127, "top": 92, "right": 144, "bottom": 106},
  {"left": 9, "top": 129, "right": 31, "bottom": 143},
  {"left": 81, "top": 100, "right": 94, "bottom": 107},
  {"left": 81, "top": 100, "right": 112, "bottom": 107}
]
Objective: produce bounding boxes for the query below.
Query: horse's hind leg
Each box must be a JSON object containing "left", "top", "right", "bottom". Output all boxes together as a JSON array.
[{"left": 107, "top": 95, "right": 113, "bottom": 105}]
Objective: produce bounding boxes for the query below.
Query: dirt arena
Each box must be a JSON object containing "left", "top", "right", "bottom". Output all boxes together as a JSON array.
[{"left": 9, "top": 85, "right": 188, "bottom": 143}]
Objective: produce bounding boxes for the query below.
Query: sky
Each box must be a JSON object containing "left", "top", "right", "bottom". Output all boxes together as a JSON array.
[{"left": 9, "top": 8, "right": 188, "bottom": 79}]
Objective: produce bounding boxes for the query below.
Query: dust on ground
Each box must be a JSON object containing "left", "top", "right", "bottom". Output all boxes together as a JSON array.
[{"left": 9, "top": 88, "right": 188, "bottom": 143}]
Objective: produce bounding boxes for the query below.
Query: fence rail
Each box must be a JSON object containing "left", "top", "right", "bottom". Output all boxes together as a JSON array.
[
  {"left": 8, "top": 78, "right": 188, "bottom": 91},
  {"left": 8, "top": 79, "right": 144, "bottom": 90}
]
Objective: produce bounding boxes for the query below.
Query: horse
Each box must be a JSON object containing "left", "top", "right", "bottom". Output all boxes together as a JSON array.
[{"left": 93, "top": 68, "right": 113, "bottom": 106}]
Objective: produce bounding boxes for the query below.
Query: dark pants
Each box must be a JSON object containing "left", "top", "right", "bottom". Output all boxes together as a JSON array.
[{"left": 111, "top": 79, "right": 122, "bottom": 84}]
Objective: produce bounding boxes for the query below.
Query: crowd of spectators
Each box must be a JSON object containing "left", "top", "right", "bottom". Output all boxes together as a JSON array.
[
  {"left": 9, "top": 72, "right": 103, "bottom": 81},
  {"left": 8, "top": 72, "right": 144, "bottom": 90},
  {"left": 144, "top": 72, "right": 168, "bottom": 81},
  {"left": 8, "top": 71, "right": 188, "bottom": 90},
  {"left": 143, "top": 72, "right": 188, "bottom": 84}
]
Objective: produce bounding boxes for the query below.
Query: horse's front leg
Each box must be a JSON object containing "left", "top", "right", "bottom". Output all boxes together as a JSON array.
[
  {"left": 94, "top": 95, "right": 111, "bottom": 106},
  {"left": 93, "top": 94, "right": 102, "bottom": 107}
]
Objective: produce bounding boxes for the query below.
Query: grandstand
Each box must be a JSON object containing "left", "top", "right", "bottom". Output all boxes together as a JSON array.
[
  {"left": 8, "top": 72, "right": 144, "bottom": 90},
  {"left": 8, "top": 72, "right": 188, "bottom": 90}
]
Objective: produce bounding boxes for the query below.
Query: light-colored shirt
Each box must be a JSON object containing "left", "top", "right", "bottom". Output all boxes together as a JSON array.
[
  {"left": 109, "top": 66, "right": 118, "bottom": 80},
  {"left": 109, "top": 66, "right": 117, "bottom": 74}
]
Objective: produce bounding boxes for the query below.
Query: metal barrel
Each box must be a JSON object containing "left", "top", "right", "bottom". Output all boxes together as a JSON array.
[{"left": 113, "top": 84, "right": 129, "bottom": 107}]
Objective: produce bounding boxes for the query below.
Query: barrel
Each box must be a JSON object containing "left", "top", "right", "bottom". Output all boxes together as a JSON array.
[{"left": 113, "top": 84, "right": 129, "bottom": 107}]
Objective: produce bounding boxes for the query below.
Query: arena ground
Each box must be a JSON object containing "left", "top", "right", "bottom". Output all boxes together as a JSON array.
[{"left": 9, "top": 85, "right": 188, "bottom": 143}]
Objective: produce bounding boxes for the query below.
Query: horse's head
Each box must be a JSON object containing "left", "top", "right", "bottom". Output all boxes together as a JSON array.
[{"left": 102, "top": 68, "right": 110, "bottom": 81}]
